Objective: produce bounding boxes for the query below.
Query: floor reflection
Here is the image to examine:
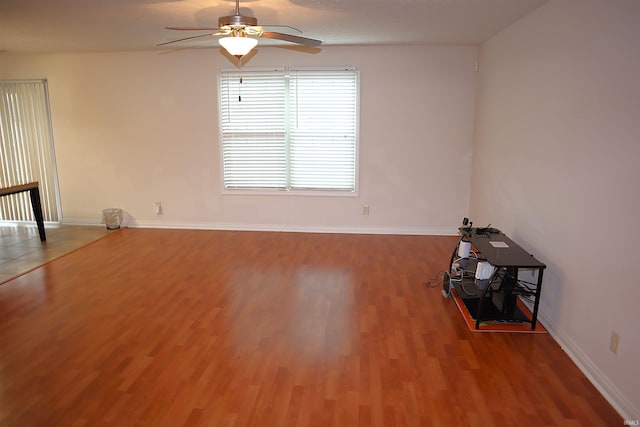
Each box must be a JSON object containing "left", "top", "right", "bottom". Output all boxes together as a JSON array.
[{"left": 228, "top": 265, "right": 353, "bottom": 360}]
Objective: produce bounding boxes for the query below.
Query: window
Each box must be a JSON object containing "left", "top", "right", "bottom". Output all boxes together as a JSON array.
[
  {"left": 219, "top": 67, "right": 358, "bottom": 192},
  {"left": 0, "top": 80, "right": 60, "bottom": 222}
]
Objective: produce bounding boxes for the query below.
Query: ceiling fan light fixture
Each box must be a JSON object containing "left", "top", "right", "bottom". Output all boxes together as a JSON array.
[{"left": 219, "top": 36, "right": 258, "bottom": 58}]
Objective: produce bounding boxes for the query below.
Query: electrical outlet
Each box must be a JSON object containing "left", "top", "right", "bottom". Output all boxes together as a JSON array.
[
  {"left": 610, "top": 331, "right": 620, "bottom": 354},
  {"left": 363, "top": 205, "right": 370, "bottom": 215},
  {"left": 155, "top": 202, "right": 162, "bottom": 215}
]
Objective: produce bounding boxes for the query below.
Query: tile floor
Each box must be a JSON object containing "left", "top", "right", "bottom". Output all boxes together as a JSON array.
[{"left": 0, "top": 223, "right": 113, "bottom": 284}]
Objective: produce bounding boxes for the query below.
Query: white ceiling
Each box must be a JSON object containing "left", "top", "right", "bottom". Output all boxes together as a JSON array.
[{"left": 0, "top": 0, "right": 547, "bottom": 54}]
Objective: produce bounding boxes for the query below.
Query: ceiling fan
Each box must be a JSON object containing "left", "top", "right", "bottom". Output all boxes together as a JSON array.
[{"left": 158, "top": 0, "right": 322, "bottom": 59}]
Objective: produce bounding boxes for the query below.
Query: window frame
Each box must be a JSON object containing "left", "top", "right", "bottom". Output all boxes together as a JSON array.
[{"left": 218, "top": 66, "right": 360, "bottom": 197}]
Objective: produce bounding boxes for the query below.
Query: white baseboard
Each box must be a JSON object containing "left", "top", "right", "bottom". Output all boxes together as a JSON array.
[
  {"left": 62, "top": 218, "right": 458, "bottom": 236},
  {"left": 537, "top": 310, "right": 637, "bottom": 421},
  {"left": 60, "top": 218, "right": 104, "bottom": 227}
]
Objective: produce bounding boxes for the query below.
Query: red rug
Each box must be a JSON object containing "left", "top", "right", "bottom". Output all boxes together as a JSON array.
[{"left": 452, "top": 289, "right": 547, "bottom": 333}]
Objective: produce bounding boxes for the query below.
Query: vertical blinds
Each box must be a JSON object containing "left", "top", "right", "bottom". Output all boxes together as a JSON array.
[
  {"left": 0, "top": 80, "right": 60, "bottom": 222},
  {"left": 219, "top": 67, "right": 358, "bottom": 191}
]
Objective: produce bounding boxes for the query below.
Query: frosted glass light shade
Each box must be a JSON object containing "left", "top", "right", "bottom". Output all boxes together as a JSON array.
[{"left": 219, "top": 36, "right": 258, "bottom": 57}]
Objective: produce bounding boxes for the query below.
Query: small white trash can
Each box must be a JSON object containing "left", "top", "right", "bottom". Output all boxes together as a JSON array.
[{"left": 102, "top": 208, "right": 123, "bottom": 230}]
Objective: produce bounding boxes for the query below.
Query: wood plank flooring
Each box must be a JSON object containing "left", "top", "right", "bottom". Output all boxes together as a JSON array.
[{"left": 0, "top": 228, "right": 621, "bottom": 426}]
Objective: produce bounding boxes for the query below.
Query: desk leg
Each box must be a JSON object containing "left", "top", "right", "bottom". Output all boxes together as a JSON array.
[
  {"left": 530, "top": 268, "right": 544, "bottom": 330},
  {"left": 29, "top": 188, "right": 46, "bottom": 242}
]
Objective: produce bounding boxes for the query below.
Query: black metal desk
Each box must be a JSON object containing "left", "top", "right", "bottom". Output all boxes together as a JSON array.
[
  {"left": 0, "top": 182, "right": 47, "bottom": 241},
  {"left": 454, "top": 227, "right": 545, "bottom": 330}
]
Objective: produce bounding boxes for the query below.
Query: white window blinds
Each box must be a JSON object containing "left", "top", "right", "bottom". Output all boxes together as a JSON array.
[
  {"left": 220, "top": 69, "right": 287, "bottom": 189},
  {"left": 0, "top": 80, "right": 60, "bottom": 222},
  {"left": 219, "top": 67, "right": 358, "bottom": 192}
]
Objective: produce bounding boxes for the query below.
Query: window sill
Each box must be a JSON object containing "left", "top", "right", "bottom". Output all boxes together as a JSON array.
[{"left": 221, "top": 188, "right": 359, "bottom": 197}]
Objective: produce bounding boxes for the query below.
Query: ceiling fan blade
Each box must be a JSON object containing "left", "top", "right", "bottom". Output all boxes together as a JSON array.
[
  {"left": 165, "top": 26, "right": 221, "bottom": 31},
  {"left": 256, "top": 25, "right": 303, "bottom": 34},
  {"left": 157, "top": 33, "right": 221, "bottom": 47},
  {"left": 260, "top": 32, "right": 322, "bottom": 47}
]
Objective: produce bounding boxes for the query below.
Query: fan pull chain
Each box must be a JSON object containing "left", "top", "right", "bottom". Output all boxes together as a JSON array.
[{"left": 239, "top": 76, "right": 243, "bottom": 102}]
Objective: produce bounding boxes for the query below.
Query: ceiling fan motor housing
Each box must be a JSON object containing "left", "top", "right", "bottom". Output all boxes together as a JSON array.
[{"left": 219, "top": 15, "right": 258, "bottom": 28}]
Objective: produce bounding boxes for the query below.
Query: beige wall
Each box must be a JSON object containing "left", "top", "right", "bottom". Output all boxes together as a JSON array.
[
  {"left": 0, "top": 45, "right": 477, "bottom": 234},
  {"left": 473, "top": 0, "right": 640, "bottom": 419}
]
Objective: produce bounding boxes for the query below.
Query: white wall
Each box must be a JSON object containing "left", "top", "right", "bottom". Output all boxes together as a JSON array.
[
  {"left": 0, "top": 45, "right": 477, "bottom": 234},
  {"left": 472, "top": 0, "right": 640, "bottom": 419}
]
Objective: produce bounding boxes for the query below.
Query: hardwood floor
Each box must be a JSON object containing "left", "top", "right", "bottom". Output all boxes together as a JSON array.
[{"left": 0, "top": 228, "right": 621, "bottom": 426}]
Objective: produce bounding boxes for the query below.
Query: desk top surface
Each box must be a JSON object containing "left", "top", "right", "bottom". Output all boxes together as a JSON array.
[
  {"left": 460, "top": 227, "right": 546, "bottom": 268},
  {"left": 0, "top": 182, "right": 39, "bottom": 196}
]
